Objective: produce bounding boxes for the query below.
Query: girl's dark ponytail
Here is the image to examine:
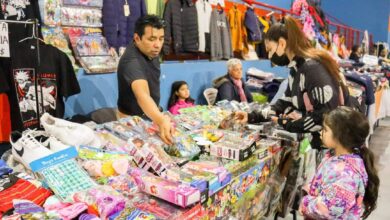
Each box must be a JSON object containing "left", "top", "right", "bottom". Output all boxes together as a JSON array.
[
  {"left": 359, "top": 146, "right": 380, "bottom": 219},
  {"left": 324, "top": 107, "right": 379, "bottom": 219}
]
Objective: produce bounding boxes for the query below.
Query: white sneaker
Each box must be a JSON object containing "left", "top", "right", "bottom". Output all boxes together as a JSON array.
[
  {"left": 40, "top": 113, "right": 100, "bottom": 147},
  {"left": 23, "top": 129, "right": 70, "bottom": 152},
  {"left": 10, "top": 130, "right": 53, "bottom": 169},
  {"left": 43, "top": 136, "right": 70, "bottom": 152}
]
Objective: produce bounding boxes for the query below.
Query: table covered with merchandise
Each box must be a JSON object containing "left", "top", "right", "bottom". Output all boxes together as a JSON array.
[{"left": 0, "top": 102, "right": 307, "bottom": 220}]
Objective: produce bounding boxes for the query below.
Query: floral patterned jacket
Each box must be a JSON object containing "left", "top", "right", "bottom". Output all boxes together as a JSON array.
[{"left": 301, "top": 151, "right": 368, "bottom": 219}]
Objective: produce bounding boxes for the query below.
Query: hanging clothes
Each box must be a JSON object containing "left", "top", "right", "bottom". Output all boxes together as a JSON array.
[
  {"left": 103, "top": 0, "right": 147, "bottom": 50},
  {"left": 196, "top": 0, "right": 212, "bottom": 52},
  {"left": 0, "top": 0, "right": 43, "bottom": 44},
  {"left": 228, "top": 4, "right": 247, "bottom": 53},
  {"left": 145, "top": 0, "right": 165, "bottom": 17},
  {"left": 0, "top": 88, "right": 11, "bottom": 143},
  {"left": 0, "top": 41, "right": 80, "bottom": 131},
  {"left": 244, "top": 7, "right": 262, "bottom": 43},
  {"left": 210, "top": 9, "right": 233, "bottom": 61},
  {"left": 269, "top": 14, "right": 277, "bottom": 25},
  {"left": 163, "top": 0, "right": 199, "bottom": 55},
  {"left": 259, "top": 16, "right": 269, "bottom": 33},
  {"left": 344, "top": 72, "right": 375, "bottom": 106}
]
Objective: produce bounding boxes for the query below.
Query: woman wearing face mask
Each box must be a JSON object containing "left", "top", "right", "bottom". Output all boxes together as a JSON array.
[{"left": 235, "top": 16, "right": 348, "bottom": 150}]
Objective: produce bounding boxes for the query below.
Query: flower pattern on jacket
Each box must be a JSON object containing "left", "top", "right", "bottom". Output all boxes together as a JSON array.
[{"left": 301, "top": 151, "right": 368, "bottom": 220}]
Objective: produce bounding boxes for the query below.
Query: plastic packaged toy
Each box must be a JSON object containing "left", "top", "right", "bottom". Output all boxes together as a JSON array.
[
  {"left": 129, "top": 168, "right": 201, "bottom": 208},
  {"left": 182, "top": 161, "right": 232, "bottom": 192}
]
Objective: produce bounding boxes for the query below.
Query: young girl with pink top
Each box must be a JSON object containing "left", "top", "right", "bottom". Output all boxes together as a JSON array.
[{"left": 168, "top": 81, "right": 195, "bottom": 115}]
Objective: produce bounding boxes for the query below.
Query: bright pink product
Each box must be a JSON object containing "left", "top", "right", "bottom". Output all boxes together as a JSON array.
[{"left": 129, "top": 168, "right": 201, "bottom": 208}]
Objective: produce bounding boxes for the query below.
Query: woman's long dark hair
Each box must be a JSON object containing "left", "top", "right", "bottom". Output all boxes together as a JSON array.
[
  {"left": 264, "top": 16, "right": 344, "bottom": 86},
  {"left": 324, "top": 107, "right": 379, "bottom": 219},
  {"left": 168, "top": 81, "right": 194, "bottom": 109}
]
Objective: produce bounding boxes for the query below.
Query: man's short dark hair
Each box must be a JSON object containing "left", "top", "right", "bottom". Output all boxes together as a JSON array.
[{"left": 134, "top": 15, "right": 165, "bottom": 38}]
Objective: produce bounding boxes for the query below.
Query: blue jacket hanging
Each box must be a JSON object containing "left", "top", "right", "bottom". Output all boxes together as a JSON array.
[
  {"left": 103, "top": 0, "right": 147, "bottom": 50},
  {"left": 244, "top": 8, "right": 262, "bottom": 43}
]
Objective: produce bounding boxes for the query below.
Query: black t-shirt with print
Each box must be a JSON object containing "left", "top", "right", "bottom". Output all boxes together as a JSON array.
[
  {"left": 0, "top": 41, "right": 80, "bottom": 131},
  {"left": 117, "top": 43, "right": 160, "bottom": 117},
  {"left": 0, "top": 0, "right": 43, "bottom": 44}
]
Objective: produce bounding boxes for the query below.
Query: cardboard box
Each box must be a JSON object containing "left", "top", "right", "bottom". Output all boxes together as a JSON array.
[
  {"left": 210, "top": 141, "right": 256, "bottom": 161},
  {"left": 163, "top": 167, "right": 209, "bottom": 203}
]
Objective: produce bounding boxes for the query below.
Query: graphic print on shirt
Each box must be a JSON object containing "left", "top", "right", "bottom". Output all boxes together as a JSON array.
[
  {"left": 0, "top": 0, "right": 31, "bottom": 20},
  {"left": 37, "top": 72, "right": 57, "bottom": 112},
  {"left": 13, "top": 68, "right": 57, "bottom": 128}
]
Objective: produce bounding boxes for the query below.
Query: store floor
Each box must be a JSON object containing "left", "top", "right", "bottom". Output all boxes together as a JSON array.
[{"left": 277, "top": 117, "right": 390, "bottom": 220}]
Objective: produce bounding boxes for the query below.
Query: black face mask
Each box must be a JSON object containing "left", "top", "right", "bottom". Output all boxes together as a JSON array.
[{"left": 270, "top": 44, "right": 290, "bottom": 66}]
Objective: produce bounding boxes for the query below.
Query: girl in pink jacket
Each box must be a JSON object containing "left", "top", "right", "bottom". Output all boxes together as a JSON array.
[{"left": 168, "top": 81, "right": 195, "bottom": 115}]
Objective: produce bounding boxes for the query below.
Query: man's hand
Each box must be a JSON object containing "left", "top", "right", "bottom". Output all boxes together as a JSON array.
[
  {"left": 234, "top": 111, "right": 248, "bottom": 124},
  {"left": 132, "top": 80, "right": 174, "bottom": 145},
  {"left": 156, "top": 115, "right": 174, "bottom": 145}
]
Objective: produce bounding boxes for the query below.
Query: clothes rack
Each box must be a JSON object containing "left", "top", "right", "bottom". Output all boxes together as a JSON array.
[{"left": 0, "top": 20, "right": 36, "bottom": 24}]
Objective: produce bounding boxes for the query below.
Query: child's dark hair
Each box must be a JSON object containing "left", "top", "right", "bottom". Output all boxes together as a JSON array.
[
  {"left": 324, "top": 106, "right": 379, "bottom": 219},
  {"left": 168, "top": 81, "right": 194, "bottom": 109}
]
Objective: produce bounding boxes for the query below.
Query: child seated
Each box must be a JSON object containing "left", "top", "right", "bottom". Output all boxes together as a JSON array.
[{"left": 168, "top": 81, "right": 195, "bottom": 115}]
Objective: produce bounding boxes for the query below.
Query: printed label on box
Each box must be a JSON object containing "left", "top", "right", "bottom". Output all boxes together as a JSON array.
[{"left": 30, "top": 147, "right": 78, "bottom": 172}]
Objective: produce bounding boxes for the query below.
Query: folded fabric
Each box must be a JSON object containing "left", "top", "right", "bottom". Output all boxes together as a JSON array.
[
  {"left": 13, "top": 199, "right": 45, "bottom": 215},
  {"left": 1, "top": 213, "right": 21, "bottom": 220},
  {"left": 43, "top": 195, "right": 71, "bottom": 212},
  {"left": 0, "top": 178, "right": 52, "bottom": 214},
  {"left": 58, "top": 202, "right": 88, "bottom": 220},
  {"left": 79, "top": 213, "right": 100, "bottom": 220}
]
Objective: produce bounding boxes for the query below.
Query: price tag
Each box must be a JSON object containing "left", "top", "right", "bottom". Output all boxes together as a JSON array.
[
  {"left": 0, "top": 22, "right": 10, "bottom": 58},
  {"left": 124, "top": 2, "right": 130, "bottom": 16}
]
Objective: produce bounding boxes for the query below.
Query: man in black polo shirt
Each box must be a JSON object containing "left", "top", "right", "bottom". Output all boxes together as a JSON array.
[{"left": 117, "top": 15, "right": 173, "bottom": 145}]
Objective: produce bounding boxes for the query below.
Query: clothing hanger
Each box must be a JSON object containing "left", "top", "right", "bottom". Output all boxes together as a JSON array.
[
  {"left": 18, "top": 19, "right": 44, "bottom": 43},
  {"left": 266, "top": 11, "right": 275, "bottom": 17},
  {"left": 244, "top": 2, "right": 254, "bottom": 9}
]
